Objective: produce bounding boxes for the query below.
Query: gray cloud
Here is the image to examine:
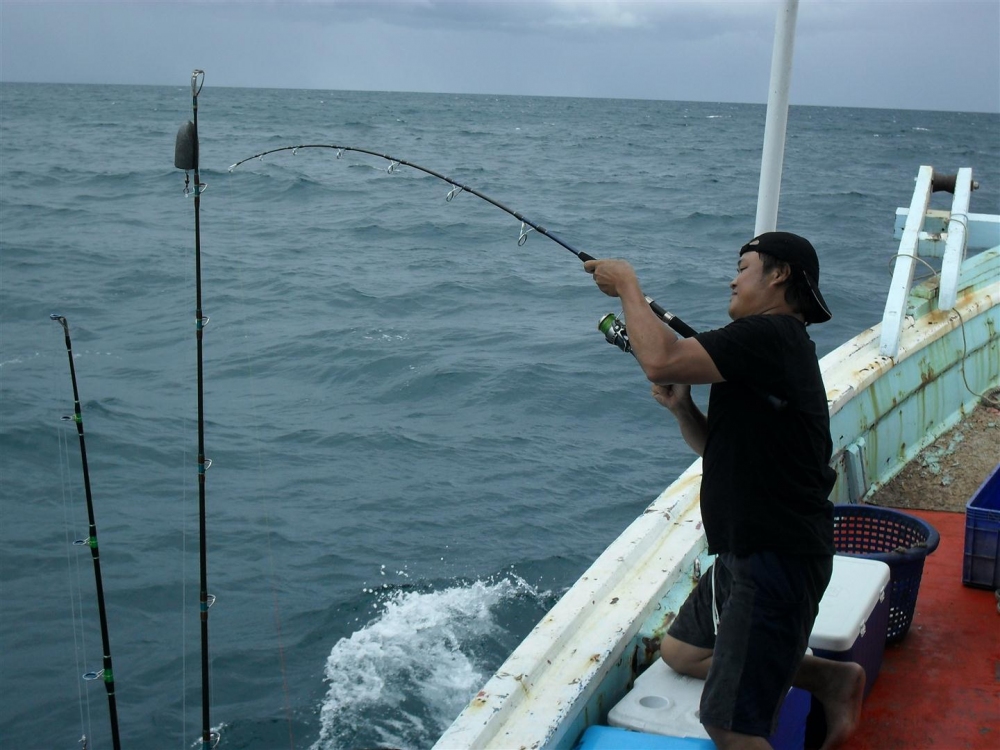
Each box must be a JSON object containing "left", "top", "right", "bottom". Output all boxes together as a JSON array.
[{"left": 1, "top": 1, "right": 997, "bottom": 111}]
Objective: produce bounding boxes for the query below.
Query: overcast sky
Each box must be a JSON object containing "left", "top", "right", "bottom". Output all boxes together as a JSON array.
[{"left": 1, "top": 1, "right": 998, "bottom": 112}]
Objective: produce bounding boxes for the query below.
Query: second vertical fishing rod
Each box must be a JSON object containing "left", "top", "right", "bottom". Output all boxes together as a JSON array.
[
  {"left": 174, "top": 68, "right": 218, "bottom": 750},
  {"left": 50, "top": 314, "right": 122, "bottom": 750}
]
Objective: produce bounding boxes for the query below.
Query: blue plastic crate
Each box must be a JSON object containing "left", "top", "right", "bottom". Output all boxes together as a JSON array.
[
  {"left": 575, "top": 726, "right": 714, "bottom": 750},
  {"left": 963, "top": 463, "right": 1000, "bottom": 590}
]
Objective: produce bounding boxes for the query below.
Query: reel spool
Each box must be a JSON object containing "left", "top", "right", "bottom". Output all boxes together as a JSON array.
[{"left": 598, "top": 312, "right": 632, "bottom": 354}]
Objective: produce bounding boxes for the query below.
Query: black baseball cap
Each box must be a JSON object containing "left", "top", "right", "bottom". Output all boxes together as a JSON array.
[{"left": 740, "top": 231, "right": 832, "bottom": 324}]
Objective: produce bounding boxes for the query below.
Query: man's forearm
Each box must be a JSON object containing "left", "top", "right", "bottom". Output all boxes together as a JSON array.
[
  {"left": 671, "top": 398, "right": 708, "bottom": 457},
  {"left": 617, "top": 284, "right": 680, "bottom": 378}
]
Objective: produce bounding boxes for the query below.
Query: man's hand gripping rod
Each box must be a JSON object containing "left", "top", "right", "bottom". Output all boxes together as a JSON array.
[{"left": 570, "top": 250, "right": 698, "bottom": 343}]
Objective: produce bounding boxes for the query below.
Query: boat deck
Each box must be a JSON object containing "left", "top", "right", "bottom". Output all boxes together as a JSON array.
[{"left": 843, "top": 509, "right": 999, "bottom": 750}]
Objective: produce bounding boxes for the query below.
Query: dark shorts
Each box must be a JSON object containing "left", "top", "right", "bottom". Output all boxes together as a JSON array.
[{"left": 667, "top": 551, "right": 832, "bottom": 737}]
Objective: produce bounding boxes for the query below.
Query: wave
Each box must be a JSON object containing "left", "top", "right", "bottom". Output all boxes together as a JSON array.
[{"left": 310, "top": 573, "right": 546, "bottom": 750}]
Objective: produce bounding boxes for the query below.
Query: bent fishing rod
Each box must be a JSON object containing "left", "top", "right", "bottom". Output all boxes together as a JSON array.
[
  {"left": 229, "top": 144, "right": 788, "bottom": 409},
  {"left": 173, "top": 68, "right": 218, "bottom": 750},
  {"left": 50, "top": 314, "right": 122, "bottom": 750},
  {"left": 228, "top": 144, "right": 698, "bottom": 342}
]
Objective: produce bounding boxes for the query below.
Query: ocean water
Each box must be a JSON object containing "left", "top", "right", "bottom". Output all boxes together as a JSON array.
[{"left": 0, "top": 82, "right": 997, "bottom": 750}]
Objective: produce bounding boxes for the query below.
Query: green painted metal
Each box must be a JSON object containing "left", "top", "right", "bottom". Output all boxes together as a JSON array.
[{"left": 826, "top": 248, "right": 999, "bottom": 504}]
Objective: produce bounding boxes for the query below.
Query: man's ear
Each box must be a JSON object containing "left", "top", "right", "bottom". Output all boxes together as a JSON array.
[{"left": 768, "top": 262, "right": 792, "bottom": 286}]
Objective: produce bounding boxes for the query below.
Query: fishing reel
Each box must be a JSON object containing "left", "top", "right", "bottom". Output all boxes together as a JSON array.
[{"left": 598, "top": 311, "right": 632, "bottom": 355}]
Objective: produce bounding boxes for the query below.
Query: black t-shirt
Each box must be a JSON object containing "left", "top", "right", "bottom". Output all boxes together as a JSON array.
[{"left": 694, "top": 314, "right": 835, "bottom": 556}]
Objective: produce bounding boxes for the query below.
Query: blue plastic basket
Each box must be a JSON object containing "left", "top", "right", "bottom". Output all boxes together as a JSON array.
[{"left": 832, "top": 505, "right": 940, "bottom": 644}]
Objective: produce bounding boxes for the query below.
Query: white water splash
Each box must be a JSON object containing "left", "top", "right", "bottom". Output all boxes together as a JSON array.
[{"left": 311, "top": 575, "right": 538, "bottom": 750}]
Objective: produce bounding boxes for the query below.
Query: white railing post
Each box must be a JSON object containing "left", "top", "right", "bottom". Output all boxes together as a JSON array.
[
  {"left": 938, "top": 168, "right": 974, "bottom": 310},
  {"left": 754, "top": 0, "right": 799, "bottom": 236},
  {"left": 880, "top": 165, "right": 934, "bottom": 358}
]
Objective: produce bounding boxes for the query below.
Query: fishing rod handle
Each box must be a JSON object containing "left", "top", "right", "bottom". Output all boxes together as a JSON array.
[
  {"left": 645, "top": 297, "right": 698, "bottom": 339},
  {"left": 638, "top": 301, "right": 786, "bottom": 410}
]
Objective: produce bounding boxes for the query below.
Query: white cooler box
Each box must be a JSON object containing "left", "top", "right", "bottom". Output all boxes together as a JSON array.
[
  {"left": 608, "top": 658, "right": 810, "bottom": 750},
  {"left": 809, "top": 554, "right": 891, "bottom": 697}
]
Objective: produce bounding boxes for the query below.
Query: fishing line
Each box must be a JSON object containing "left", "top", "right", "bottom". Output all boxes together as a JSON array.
[
  {"left": 209, "top": 104, "right": 300, "bottom": 750},
  {"left": 57, "top": 421, "right": 93, "bottom": 746},
  {"left": 887, "top": 252, "right": 939, "bottom": 284},
  {"left": 951, "top": 309, "right": 1000, "bottom": 408},
  {"left": 50, "top": 315, "right": 122, "bottom": 750},
  {"left": 221, "top": 318, "right": 298, "bottom": 748}
]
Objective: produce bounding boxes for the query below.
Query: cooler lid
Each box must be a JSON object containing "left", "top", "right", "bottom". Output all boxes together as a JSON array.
[{"left": 809, "top": 555, "right": 890, "bottom": 652}]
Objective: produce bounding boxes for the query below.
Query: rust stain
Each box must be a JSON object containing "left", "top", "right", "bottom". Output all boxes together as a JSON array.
[
  {"left": 643, "top": 636, "right": 661, "bottom": 664},
  {"left": 514, "top": 673, "right": 530, "bottom": 695},
  {"left": 920, "top": 364, "right": 937, "bottom": 385}
]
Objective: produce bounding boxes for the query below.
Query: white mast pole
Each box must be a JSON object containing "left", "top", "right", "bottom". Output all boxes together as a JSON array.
[{"left": 755, "top": 0, "right": 799, "bottom": 235}]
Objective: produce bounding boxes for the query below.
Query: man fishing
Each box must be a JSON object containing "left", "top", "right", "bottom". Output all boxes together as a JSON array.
[{"left": 585, "top": 232, "right": 864, "bottom": 750}]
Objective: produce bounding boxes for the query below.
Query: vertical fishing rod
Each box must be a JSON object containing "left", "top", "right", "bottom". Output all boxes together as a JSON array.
[
  {"left": 174, "top": 68, "right": 218, "bottom": 750},
  {"left": 49, "top": 314, "right": 122, "bottom": 750}
]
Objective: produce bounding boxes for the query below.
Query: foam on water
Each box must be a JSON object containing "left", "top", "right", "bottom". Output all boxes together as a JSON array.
[{"left": 312, "top": 575, "right": 543, "bottom": 750}]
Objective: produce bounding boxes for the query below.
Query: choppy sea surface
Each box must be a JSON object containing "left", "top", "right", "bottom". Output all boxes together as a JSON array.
[{"left": 1, "top": 82, "right": 997, "bottom": 749}]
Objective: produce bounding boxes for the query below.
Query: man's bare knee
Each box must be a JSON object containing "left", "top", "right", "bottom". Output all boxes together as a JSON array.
[
  {"left": 660, "top": 635, "right": 712, "bottom": 679},
  {"left": 658, "top": 634, "right": 686, "bottom": 670}
]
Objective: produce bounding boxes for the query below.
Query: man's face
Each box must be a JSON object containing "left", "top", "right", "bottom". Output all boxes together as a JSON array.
[{"left": 728, "top": 251, "right": 778, "bottom": 320}]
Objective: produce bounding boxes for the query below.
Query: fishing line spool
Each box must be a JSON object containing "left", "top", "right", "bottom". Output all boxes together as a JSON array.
[
  {"left": 598, "top": 312, "right": 632, "bottom": 354},
  {"left": 597, "top": 293, "right": 699, "bottom": 355}
]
